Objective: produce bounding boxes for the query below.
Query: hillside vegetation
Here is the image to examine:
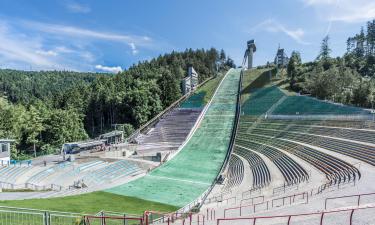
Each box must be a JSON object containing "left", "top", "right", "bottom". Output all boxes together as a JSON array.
[{"left": 286, "top": 19, "right": 375, "bottom": 109}]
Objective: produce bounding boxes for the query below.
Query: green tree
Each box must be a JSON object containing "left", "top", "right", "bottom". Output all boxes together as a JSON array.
[{"left": 25, "top": 106, "right": 44, "bottom": 157}]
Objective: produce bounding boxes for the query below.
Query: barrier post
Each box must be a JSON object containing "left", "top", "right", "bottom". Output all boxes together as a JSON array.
[
  {"left": 287, "top": 215, "right": 292, "bottom": 225},
  {"left": 357, "top": 195, "right": 361, "bottom": 206},
  {"left": 320, "top": 212, "right": 324, "bottom": 225},
  {"left": 349, "top": 209, "right": 354, "bottom": 225}
]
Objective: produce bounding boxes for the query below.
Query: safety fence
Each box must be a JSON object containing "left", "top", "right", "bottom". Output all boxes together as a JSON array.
[
  {"left": 0, "top": 205, "right": 84, "bottom": 225},
  {"left": 216, "top": 205, "right": 375, "bottom": 225},
  {"left": 146, "top": 208, "right": 216, "bottom": 225},
  {"left": 223, "top": 192, "right": 308, "bottom": 218},
  {"left": 325, "top": 192, "right": 375, "bottom": 210},
  {"left": 84, "top": 215, "right": 144, "bottom": 225},
  {"left": 0, "top": 181, "right": 63, "bottom": 191}
]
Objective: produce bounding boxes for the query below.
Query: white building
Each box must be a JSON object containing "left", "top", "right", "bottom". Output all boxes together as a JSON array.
[
  {"left": 0, "top": 139, "right": 14, "bottom": 165},
  {"left": 182, "top": 66, "right": 199, "bottom": 95}
]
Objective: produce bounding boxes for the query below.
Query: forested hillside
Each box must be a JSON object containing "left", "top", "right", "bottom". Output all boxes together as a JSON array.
[
  {"left": 0, "top": 48, "right": 235, "bottom": 159},
  {"left": 286, "top": 19, "right": 375, "bottom": 109}
]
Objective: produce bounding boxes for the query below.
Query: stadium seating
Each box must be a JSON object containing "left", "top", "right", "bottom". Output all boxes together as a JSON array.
[
  {"left": 27, "top": 162, "right": 72, "bottom": 184},
  {"left": 0, "top": 166, "right": 30, "bottom": 183},
  {"left": 223, "top": 155, "right": 244, "bottom": 190},
  {"left": 82, "top": 160, "right": 141, "bottom": 186},
  {"left": 235, "top": 140, "right": 309, "bottom": 185},
  {"left": 236, "top": 133, "right": 360, "bottom": 185},
  {"left": 234, "top": 146, "right": 270, "bottom": 189},
  {"left": 135, "top": 108, "right": 202, "bottom": 145}
]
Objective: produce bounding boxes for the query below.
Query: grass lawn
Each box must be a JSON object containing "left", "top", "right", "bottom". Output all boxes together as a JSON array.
[
  {"left": 0, "top": 191, "right": 178, "bottom": 215},
  {"left": 241, "top": 68, "right": 273, "bottom": 103},
  {"left": 195, "top": 73, "right": 225, "bottom": 104}
]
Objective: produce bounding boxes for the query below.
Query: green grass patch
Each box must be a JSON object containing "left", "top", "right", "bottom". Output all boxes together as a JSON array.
[
  {"left": 195, "top": 73, "right": 225, "bottom": 104},
  {"left": 241, "top": 68, "right": 274, "bottom": 104},
  {"left": 0, "top": 191, "right": 178, "bottom": 215}
]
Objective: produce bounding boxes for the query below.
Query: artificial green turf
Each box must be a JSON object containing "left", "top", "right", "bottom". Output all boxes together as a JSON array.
[
  {"left": 106, "top": 69, "right": 241, "bottom": 207},
  {"left": 0, "top": 191, "right": 178, "bottom": 214}
]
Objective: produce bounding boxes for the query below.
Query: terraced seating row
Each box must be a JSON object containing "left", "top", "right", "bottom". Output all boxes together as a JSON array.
[
  {"left": 83, "top": 160, "right": 141, "bottom": 186},
  {"left": 235, "top": 139, "right": 308, "bottom": 185},
  {"left": 136, "top": 108, "right": 202, "bottom": 145},
  {"left": 239, "top": 116, "right": 375, "bottom": 129},
  {"left": 251, "top": 128, "right": 375, "bottom": 166},
  {"left": 0, "top": 166, "right": 30, "bottom": 183},
  {"left": 241, "top": 120, "right": 375, "bottom": 145},
  {"left": 241, "top": 86, "right": 285, "bottom": 115},
  {"left": 272, "top": 95, "right": 368, "bottom": 115},
  {"left": 234, "top": 146, "right": 270, "bottom": 189},
  {"left": 236, "top": 133, "right": 360, "bottom": 185},
  {"left": 224, "top": 155, "right": 244, "bottom": 190},
  {"left": 27, "top": 162, "right": 71, "bottom": 184}
]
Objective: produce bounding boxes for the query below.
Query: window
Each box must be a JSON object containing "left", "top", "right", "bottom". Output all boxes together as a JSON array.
[{"left": 1, "top": 144, "right": 8, "bottom": 153}]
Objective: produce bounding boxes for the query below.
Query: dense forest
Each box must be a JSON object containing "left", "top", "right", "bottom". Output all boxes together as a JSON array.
[
  {"left": 0, "top": 48, "right": 235, "bottom": 159},
  {"left": 287, "top": 19, "right": 375, "bottom": 109}
]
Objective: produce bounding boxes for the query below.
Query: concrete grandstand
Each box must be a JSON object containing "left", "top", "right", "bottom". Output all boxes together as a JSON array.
[{"left": 1, "top": 66, "right": 375, "bottom": 225}]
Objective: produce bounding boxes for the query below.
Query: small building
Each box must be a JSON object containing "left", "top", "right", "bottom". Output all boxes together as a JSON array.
[
  {"left": 62, "top": 140, "right": 106, "bottom": 155},
  {"left": 274, "top": 48, "right": 289, "bottom": 67},
  {"left": 0, "top": 139, "right": 15, "bottom": 165},
  {"left": 99, "top": 131, "right": 124, "bottom": 144},
  {"left": 182, "top": 66, "right": 199, "bottom": 95}
]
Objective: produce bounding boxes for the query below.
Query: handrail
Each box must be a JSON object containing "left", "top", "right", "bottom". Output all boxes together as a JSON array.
[
  {"left": 217, "top": 205, "right": 375, "bottom": 225},
  {"left": 325, "top": 192, "right": 375, "bottom": 210}
]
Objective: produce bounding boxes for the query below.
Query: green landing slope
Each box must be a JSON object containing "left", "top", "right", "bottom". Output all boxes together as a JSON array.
[{"left": 105, "top": 68, "right": 241, "bottom": 207}]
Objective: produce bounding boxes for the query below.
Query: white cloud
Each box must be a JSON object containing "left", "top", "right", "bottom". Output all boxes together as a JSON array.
[
  {"left": 36, "top": 50, "right": 58, "bottom": 56},
  {"left": 65, "top": 2, "right": 91, "bottom": 13},
  {"left": 0, "top": 18, "right": 158, "bottom": 71},
  {"left": 0, "top": 22, "right": 54, "bottom": 69},
  {"left": 95, "top": 64, "right": 122, "bottom": 73},
  {"left": 129, "top": 42, "right": 138, "bottom": 55},
  {"left": 303, "top": 0, "right": 375, "bottom": 23},
  {"left": 0, "top": 22, "right": 96, "bottom": 71},
  {"left": 251, "top": 19, "right": 310, "bottom": 45},
  {"left": 23, "top": 20, "right": 152, "bottom": 47}
]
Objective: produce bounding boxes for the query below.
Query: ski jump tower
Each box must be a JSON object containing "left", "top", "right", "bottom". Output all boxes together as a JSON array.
[{"left": 244, "top": 40, "right": 256, "bottom": 69}]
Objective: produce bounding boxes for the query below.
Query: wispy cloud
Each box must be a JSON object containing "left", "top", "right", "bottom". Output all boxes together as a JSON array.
[
  {"left": 65, "top": 2, "right": 91, "bottom": 14},
  {"left": 251, "top": 19, "right": 310, "bottom": 45},
  {"left": 36, "top": 50, "right": 58, "bottom": 57},
  {"left": 95, "top": 64, "right": 122, "bottom": 73},
  {"left": 303, "top": 0, "right": 375, "bottom": 23},
  {"left": 0, "top": 22, "right": 55, "bottom": 69},
  {"left": 0, "top": 17, "right": 160, "bottom": 71},
  {"left": 22, "top": 20, "right": 152, "bottom": 47}
]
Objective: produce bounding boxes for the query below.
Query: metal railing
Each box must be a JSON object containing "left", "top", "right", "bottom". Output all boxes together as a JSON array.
[
  {"left": 216, "top": 205, "right": 375, "bottom": 225},
  {"left": 325, "top": 192, "right": 375, "bottom": 210}
]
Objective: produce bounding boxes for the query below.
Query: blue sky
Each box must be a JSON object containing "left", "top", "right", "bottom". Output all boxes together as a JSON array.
[{"left": 0, "top": 0, "right": 374, "bottom": 72}]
